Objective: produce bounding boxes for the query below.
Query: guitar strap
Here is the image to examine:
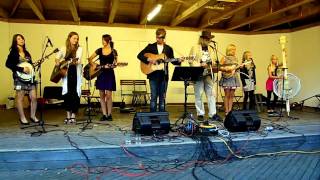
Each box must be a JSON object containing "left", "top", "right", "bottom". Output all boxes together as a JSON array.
[{"left": 112, "top": 49, "right": 118, "bottom": 63}]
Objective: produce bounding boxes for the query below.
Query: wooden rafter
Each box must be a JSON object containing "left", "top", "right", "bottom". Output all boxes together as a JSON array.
[
  {"left": 226, "top": 0, "right": 314, "bottom": 30},
  {"left": 170, "top": 0, "right": 214, "bottom": 26},
  {"left": 10, "top": 0, "right": 21, "bottom": 17},
  {"left": 140, "top": 0, "right": 155, "bottom": 24},
  {"left": 199, "top": 0, "right": 262, "bottom": 28},
  {"left": 252, "top": 6, "right": 320, "bottom": 31},
  {"left": 108, "top": 0, "right": 120, "bottom": 23},
  {"left": 198, "top": 11, "right": 212, "bottom": 28},
  {"left": 171, "top": 2, "right": 182, "bottom": 19},
  {"left": 25, "top": 0, "right": 45, "bottom": 20},
  {"left": 0, "top": 7, "right": 9, "bottom": 18},
  {"left": 68, "top": 0, "right": 80, "bottom": 22}
]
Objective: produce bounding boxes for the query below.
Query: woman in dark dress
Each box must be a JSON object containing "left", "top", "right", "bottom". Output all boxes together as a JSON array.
[{"left": 88, "top": 34, "right": 117, "bottom": 121}]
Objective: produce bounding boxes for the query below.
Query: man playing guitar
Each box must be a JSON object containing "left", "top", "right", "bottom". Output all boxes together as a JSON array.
[
  {"left": 5, "top": 34, "right": 39, "bottom": 125},
  {"left": 189, "top": 30, "right": 221, "bottom": 121},
  {"left": 137, "top": 28, "right": 181, "bottom": 112}
]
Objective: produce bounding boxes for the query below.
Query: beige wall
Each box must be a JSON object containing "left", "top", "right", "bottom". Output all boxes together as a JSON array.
[
  {"left": 290, "top": 26, "right": 320, "bottom": 107},
  {"left": 0, "top": 21, "right": 319, "bottom": 107},
  {"left": 0, "top": 21, "right": 12, "bottom": 104}
]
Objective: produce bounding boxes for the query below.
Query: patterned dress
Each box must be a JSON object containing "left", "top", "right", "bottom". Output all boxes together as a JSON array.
[{"left": 219, "top": 56, "right": 241, "bottom": 89}]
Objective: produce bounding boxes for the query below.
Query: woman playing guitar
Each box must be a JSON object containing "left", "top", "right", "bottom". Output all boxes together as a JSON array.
[
  {"left": 55, "top": 32, "right": 83, "bottom": 124},
  {"left": 5, "top": 34, "right": 39, "bottom": 125},
  {"left": 87, "top": 34, "right": 117, "bottom": 121}
]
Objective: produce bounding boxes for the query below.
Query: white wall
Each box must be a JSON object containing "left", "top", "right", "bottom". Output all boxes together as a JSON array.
[
  {"left": 0, "top": 21, "right": 12, "bottom": 104},
  {"left": 290, "top": 26, "right": 320, "bottom": 107}
]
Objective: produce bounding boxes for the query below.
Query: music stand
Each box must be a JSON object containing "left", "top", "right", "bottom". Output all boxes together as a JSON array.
[
  {"left": 22, "top": 40, "right": 59, "bottom": 135},
  {"left": 171, "top": 66, "right": 204, "bottom": 119}
]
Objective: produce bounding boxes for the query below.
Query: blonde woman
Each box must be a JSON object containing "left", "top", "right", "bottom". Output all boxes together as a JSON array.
[
  {"left": 240, "top": 51, "right": 256, "bottom": 110},
  {"left": 266, "top": 55, "right": 281, "bottom": 115},
  {"left": 55, "top": 32, "right": 83, "bottom": 123},
  {"left": 219, "top": 44, "right": 241, "bottom": 116}
]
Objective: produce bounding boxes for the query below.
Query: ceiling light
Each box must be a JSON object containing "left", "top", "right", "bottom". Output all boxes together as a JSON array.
[{"left": 147, "top": 4, "right": 163, "bottom": 22}]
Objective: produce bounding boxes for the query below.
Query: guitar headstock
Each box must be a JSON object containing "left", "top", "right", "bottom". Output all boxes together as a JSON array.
[
  {"left": 180, "top": 56, "right": 195, "bottom": 61},
  {"left": 116, "top": 62, "right": 128, "bottom": 67}
]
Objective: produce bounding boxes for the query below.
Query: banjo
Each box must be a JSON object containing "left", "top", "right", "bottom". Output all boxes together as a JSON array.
[
  {"left": 16, "top": 62, "right": 35, "bottom": 82},
  {"left": 15, "top": 48, "right": 59, "bottom": 83}
]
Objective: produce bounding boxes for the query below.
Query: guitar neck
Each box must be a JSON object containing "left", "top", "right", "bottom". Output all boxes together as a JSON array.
[{"left": 281, "top": 45, "right": 287, "bottom": 69}]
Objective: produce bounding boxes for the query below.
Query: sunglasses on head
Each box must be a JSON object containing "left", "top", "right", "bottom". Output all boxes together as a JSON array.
[{"left": 157, "top": 36, "right": 165, "bottom": 39}]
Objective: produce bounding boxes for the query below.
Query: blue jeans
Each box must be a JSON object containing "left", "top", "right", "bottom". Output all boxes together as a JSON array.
[{"left": 149, "top": 79, "right": 168, "bottom": 112}]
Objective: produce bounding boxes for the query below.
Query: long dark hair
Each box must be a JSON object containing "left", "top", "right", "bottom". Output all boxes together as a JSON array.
[
  {"left": 10, "top": 34, "right": 26, "bottom": 52},
  {"left": 65, "top": 31, "right": 79, "bottom": 58},
  {"left": 102, "top": 34, "right": 114, "bottom": 49},
  {"left": 10, "top": 34, "right": 30, "bottom": 58}
]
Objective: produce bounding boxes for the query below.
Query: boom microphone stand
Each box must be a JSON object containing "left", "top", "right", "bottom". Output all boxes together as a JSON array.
[
  {"left": 77, "top": 37, "right": 108, "bottom": 131},
  {"left": 22, "top": 37, "right": 59, "bottom": 135},
  {"left": 209, "top": 41, "right": 222, "bottom": 119}
]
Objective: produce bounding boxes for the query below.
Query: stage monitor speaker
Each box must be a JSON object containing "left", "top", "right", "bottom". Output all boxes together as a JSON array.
[
  {"left": 224, "top": 110, "right": 261, "bottom": 132},
  {"left": 132, "top": 112, "right": 170, "bottom": 135}
]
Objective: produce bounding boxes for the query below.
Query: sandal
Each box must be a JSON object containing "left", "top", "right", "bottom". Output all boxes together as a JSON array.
[
  {"left": 69, "top": 118, "right": 76, "bottom": 123},
  {"left": 64, "top": 118, "right": 70, "bottom": 124}
]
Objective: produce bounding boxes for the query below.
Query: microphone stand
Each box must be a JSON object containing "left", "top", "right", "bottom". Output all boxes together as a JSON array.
[
  {"left": 22, "top": 38, "right": 59, "bottom": 135},
  {"left": 276, "top": 67, "right": 299, "bottom": 121},
  {"left": 209, "top": 41, "right": 222, "bottom": 119},
  {"left": 76, "top": 37, "right": 109, "bottom": 131}
]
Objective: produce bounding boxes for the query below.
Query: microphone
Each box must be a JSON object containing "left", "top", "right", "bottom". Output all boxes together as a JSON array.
[
  {"left": 86, "top": 36, "right": 88, "bottom": 42},
  {"left": 47, "top": 36, "right": 53, "bottom": 47}
]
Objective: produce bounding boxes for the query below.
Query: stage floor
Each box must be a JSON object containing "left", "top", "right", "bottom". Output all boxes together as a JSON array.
[{"left": 0, "top": 105, "right": 319, "bottom": 179}]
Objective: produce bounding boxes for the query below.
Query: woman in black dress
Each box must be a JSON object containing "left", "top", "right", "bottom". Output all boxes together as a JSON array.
[
  {"left": 88, "top": 34, "right": 117, "bottom": 121},
  {"left": 6, "top": 34, "right": 39, "bottom": 125}
]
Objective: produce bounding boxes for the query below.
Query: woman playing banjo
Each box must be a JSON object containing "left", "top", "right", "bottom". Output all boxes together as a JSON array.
[{"left": 5, "top": 34, "right": 39, "bottom": 125}]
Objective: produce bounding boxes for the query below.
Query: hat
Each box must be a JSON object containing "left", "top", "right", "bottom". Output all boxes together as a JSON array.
[{"left": 200, "top": 30, "right": 214, "bottom": 39}]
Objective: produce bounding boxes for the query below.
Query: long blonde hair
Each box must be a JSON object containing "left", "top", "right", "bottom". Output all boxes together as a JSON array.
[
  {"left": 226, "top": 44, "right": 236, "bottom": 56},
  {"left": 65, "top": 31, "right": 79, "bottom": 58},
  {"left": 242, "top": 51, "right": 255, "bottom": 68},
  {"left": 268, "top": 54, "right": 278, "bottom": 71}
]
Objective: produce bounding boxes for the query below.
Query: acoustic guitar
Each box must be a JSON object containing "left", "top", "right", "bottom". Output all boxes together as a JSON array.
[
  {"left": 83, "top": 61, "right": 128, "bottom": 80},
  {"left": 140, "top": 53, "right": 192, "bottom": 75},
  {"left": 50, "top": 57, "right": 78, "bottom": 83}
]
